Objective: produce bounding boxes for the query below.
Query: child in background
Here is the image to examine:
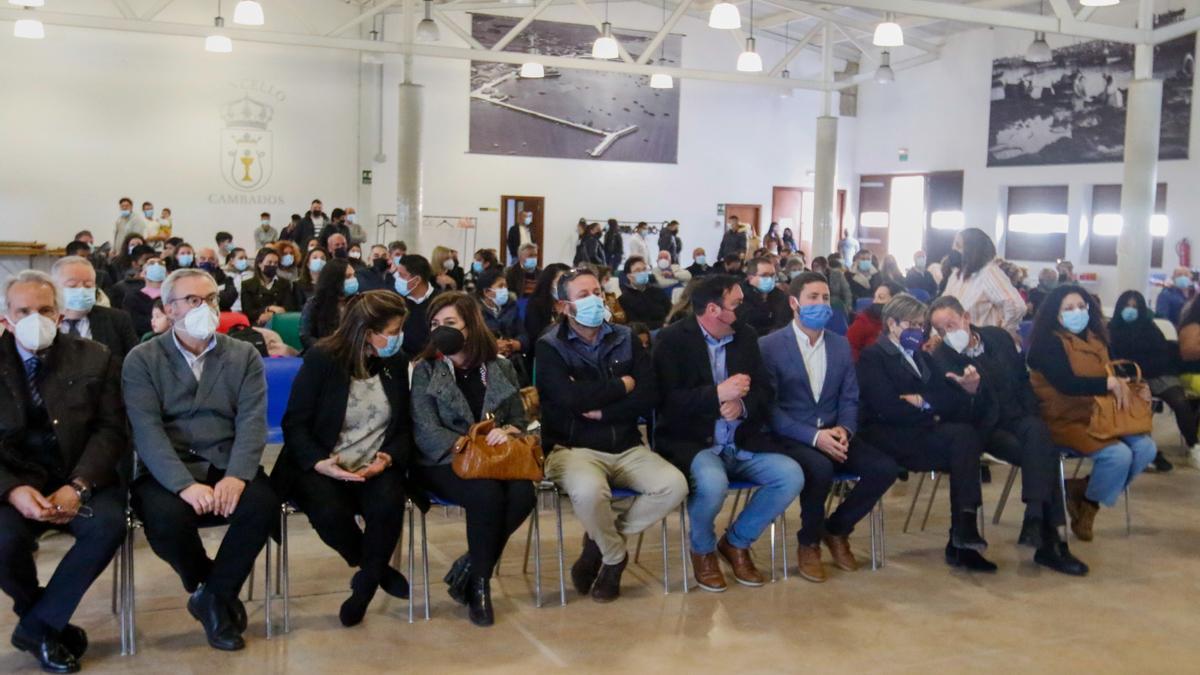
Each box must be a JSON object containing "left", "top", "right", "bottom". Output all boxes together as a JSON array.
[
  {"left": 630, "top": 322, "right": 652, "bottom": 352},
  {"left": 142, "top": 298, "right": 170, "bottom": 342}
]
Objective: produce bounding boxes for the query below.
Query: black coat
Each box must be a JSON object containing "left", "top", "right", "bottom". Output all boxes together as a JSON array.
[
  {"left": 618, "top": 284, "right": 671, "bottom": 329},
  {"left": 735, "top": 281, "right": 791, "bottom": 336},
  {"left": 240, "top": 276, "right": 298, "bottom": 325},
  {"left": 122, "top": 287, "right": 157, "bottom": 337},
  {"left": 927, "top": 325, "right": 1038, "bottom": 432},
  {"left": 0, "top": 333, "right": 126, "bottom": 496},
  {"left": 295, "top": 212, "right": 322, "bottom": 249},
  {"left": 657, "top": 229, "right": 681, "bottom": 264},
  {"left": 271, "top": 346, "right": 412, "bottom": 498},
  {"left": 575, "top": 234, "right": 606, "bottom": 266},
  {"left": 85, "top": 305, "right": 139, "bottom": 362},
  {"left": 856, "top": 337, "right": 971, "bottom": 429},
  {"left": 717, "top": 229, "right": 747, "bottom": 261},
  {"left": 603, "top": 228, "right": 623, "bottom": 260},
  {"left": 652, "top": 317, "right": 775, "bottom": 472},
  {"left": 507, "top": 224, "right": 525, "bottom": 260},
  {"left": 1108, "top": 315, "right": 1176, "bottom": 380}
]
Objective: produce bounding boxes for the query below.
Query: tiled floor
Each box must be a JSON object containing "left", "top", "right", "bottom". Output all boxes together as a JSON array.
[{"left": 4, "top": 418, "right": 1200, "bottom": 674}]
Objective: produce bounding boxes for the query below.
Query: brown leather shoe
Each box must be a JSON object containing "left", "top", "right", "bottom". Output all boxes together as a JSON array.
[
  {"left": 1065, "top": 478, "right": 1096, "bottom": 542},
  {"left": 796, "top": 543, "right": 826, "bottom": 583},
  {"left": 716, "top": 535, "right": 765, "bottom": 587},
  {"left": 823, "top": 534, "right": 859, "bottom": 572},
  {"left": 690, "top": 551, "right": 727, "bottom": 593}
]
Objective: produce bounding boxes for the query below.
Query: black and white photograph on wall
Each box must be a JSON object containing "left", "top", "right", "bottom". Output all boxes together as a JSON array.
[
  {"left": 469, "top": 13, "right": 681, "bottom": 164},
  {"left": 987, "top": 9, "right": 1194, "bottom": 167}
]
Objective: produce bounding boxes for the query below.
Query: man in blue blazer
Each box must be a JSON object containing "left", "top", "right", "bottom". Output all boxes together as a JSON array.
[{"left": 760, "top": 272, "right": 899, "bottom": 583}]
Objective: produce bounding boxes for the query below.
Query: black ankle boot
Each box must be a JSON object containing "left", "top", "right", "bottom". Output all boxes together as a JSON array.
[
  {"left": 339, "top": 571, "right": 378, "bottom": 627},
  {"left": 467, "top": 577, "right": 494, "bottom": 627},
  {"left": 944, "top": 542, "right": 998, "bottom": 573},
  {"left": 1034, "top": 523, "right": 1089, "bottom": 577},
  {"left": 951, "top": 510, "right": 987, "bottom": 552},
  {"left": 444, "top": 554, "right": 472, "bottom": 606}
]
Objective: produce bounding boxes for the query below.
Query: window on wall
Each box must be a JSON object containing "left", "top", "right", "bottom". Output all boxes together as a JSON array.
[
  {"left": 1004, "top": 185, "right": 1068, "bottom": 262},
  {"left": 1088, "top": 183, "right": 1166, "bottom": 267}
]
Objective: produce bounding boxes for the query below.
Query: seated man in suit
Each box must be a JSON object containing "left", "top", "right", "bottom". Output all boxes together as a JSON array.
[
  {"left": 122, "top": 268, "right": 279, "bottom": 652},
  {"left": 760, "top": 272, "right": 899, "bottom": 583},
  {"left": 653, "top": 275, "right": 804, "bottom": 592},
  {"left": 857, "top": 294, "right": 993, "bottom": 571},
  {"left": 0, "top": 271, "right": 127, "bottom": 673},
  {"left": 536, "top": 268, "right": 687, "bottom": 603},
  {"left": 51, "top": 256, "right": 140, "bottom": 362},
  {"left": 925, "top": 296, "right": 1087, "bottom": 576}
]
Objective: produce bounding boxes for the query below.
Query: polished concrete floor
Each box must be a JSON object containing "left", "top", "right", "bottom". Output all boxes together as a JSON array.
[{"left": 5, "top": 417, "right": 1200, "bottom": 674}]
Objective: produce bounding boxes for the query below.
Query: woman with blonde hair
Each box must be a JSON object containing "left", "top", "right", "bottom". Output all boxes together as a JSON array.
[{"left": 431, "top": 245, "right": 462, "bottom": 290}]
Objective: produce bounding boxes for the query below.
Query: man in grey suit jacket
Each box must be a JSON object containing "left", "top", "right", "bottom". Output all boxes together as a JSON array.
[
  {"left": 760, "top": 272, "right": 898, "bottom": 583},
  {"left": 122, "top": 269, "right": 278, "bottom": 652}
]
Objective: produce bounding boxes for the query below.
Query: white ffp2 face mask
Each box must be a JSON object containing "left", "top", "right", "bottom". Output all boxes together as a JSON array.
[
  {"left": 945, "top": 328, "right": 970, "bottom": 353},
  {"left": 13, "top": 313, "right": 58, "bottom": 352},
  {"left": 181, "top": 305, "right": 220, "bottom": 341}
]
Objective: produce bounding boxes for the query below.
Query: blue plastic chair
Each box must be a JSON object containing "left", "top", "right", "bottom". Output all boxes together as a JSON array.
[
  {"left": 854, "top": 297, "right": 873, "bottom": 313},
  {"left": 517, "top": 296, "right": 530, "bottom": 323},
  {"left": 263, "top": 357, "right": 303, "bottom": 444},
  {"left": 909, "top": 288, "right": 931, "bottom": 303}
]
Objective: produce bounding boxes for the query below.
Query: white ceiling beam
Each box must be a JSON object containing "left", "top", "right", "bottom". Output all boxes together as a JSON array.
[
  {"left": 490, "top": 0, "right": 556, "bottom": 51},
  {"left": 0, "top": 6, "right": 824, "bottom": 90},
  {"left": 634, "top": 0, "right": 693, "bottom": 65},
  {"left": 831, "top": 51, "right": 940, "bottom": 89},
  {"left": 768, "top": 20, "right": 822, "bottom": 76},
  {"left": 761, "top": 1, "right": 942, "bottom": 53},
  {"left": 434, "top": 9, "right": 486, "bottom": 50},
  {"left": 140, "top": 0, "right": 176, "bottom": 21},
  {"left": 804, "top": 0, "right": 1147, "bottom": 43},
  {"left": 1075, "top": 6, "right": 1097, "bottom": 22},
  {"left": 1152, "top": 14, "right": 1200, "bottom": 45},
  {"left": 572, "top": 0, "right": 636, "bottom": 64},
  {"left": 830, "top": 20, "right": 877, "bottom": 65},
  {"left": 111, "top": 0, "right": 136, "bottom": 20},
  {"left": 1046, "top": 0, "right": 1073, "bottom": 23},
  {"left": 276, "top": 0, "right": 321, "bottom": 35},
  {"left": 326, "top": 0, "right": 402, "bottom": 37}
]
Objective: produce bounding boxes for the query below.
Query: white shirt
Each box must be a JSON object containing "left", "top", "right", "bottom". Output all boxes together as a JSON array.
[
  {"left": 791, "top": 320, "right": 827, "bottom": 402},
  {"left": 172, "top": 330, "right": 217, "bottom": 381},
  {"left": 519, "top": 224, "right": 532, "bottom": 247},
  {"left": 941, "top": 260, "right": 1026, "bottom": 339},
  {"left": 628, "top": 233, "right": 650, "bottom": 262},
  {"left": 409, "top": 283, "right": 435, "bottom": 305},
  {"left": 59, "top": 316, "right": 92, "bottom": 339}
]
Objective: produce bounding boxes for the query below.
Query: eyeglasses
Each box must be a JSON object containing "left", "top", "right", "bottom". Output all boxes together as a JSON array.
[{"left": 168, "top": 293, "right": 220, "bottom": 309}]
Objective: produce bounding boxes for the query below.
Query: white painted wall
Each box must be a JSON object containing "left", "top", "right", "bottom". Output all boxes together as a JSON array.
[{"left": 855, "top": 18, "right": 1200, "bottom": 306}]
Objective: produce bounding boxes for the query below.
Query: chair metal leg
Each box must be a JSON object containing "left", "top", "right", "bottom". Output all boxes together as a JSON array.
[
  {"left": 869, "top": 503, "right": 879, "bottom": 571},
  {"left": 903, "top": 471, "right": 927, "bottom": 533},
  {"left": 1124, "top": 486, "right": 1132, "bottom": 536},
  {"left": 554, "top": 489, "right": 566, "bottom": 606},
  {"left": 281, "top": 505, "right": 291, "bottom": 634},
  {"left": 522, "top": 515, "right": 534, "bottom": 575},
  {"left": 532, "top": 499, "right": 543, "bottom": 607},
  {"left": 879, "top": 503, "right": 887, "bottom": 567},
  {"left": 660, "top": 518, "right": 669, "bottom": 595},
  {"left": 920, "top": 473, "right": 942, "bottom": 531},
  {"left": 634, "top": 531, "right": 645, "bottom": 564},
  {"left": 768, "top": 519, "right": 777, "bottom": 583},
  {"left": 1058, "top": 458, "right": 1071, "bottom": 542},
  {"left": 120, "top": 514, "right": 137, "bottom": 656},
  {"left": 407, "top": 502, "right": 416, "bottom": 624},
  {"left": 993, "top": 465, "right": 1019, "bottom": 525},
  {"left": 678, "top": 505, "right": 689, "bottom": 594},
  {"left": 779, "top": 510, "right": 789, "bottom": 580},
  {"left": 264, "top": 533, "right": 273, "bottom": 639},
  {"left": 421, "top": 507, "right": 431, "bottom": 621},
  {"left": 245, "top": 558, "right": 256, "bottom": 602},
  {"left": 111, "top": 547, "right": 120, "bottom": 616}
]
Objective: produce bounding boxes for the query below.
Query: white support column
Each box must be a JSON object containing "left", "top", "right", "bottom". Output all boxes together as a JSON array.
[
  {"left": 395, "top": 82, "right": 424, "bottom": 251},
  {"left": 811, "top": 23, "right": 838, "bottom": 257},
  {"left": 1117, "top": 1, "right": 1160, "bottom": 294}
]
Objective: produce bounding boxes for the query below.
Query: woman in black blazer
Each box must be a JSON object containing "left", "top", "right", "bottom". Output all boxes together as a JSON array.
[
  {"left": 240, "top": 247, "right": 298, "bottom": 326},
  {"left": 856, "top": 293, "right": 991, "bottom": 571},
  {"left": 272, "top": 290, "right": 412, "bottom": 627}
]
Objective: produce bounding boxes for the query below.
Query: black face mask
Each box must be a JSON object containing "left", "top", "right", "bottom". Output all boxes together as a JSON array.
[
  {"left": 262, "top": 266, "right": 278, "bottom": 279},
  {"left": 372, "top": 258, "right": 389, "bottom": 273},
  {"left": 430, "top": 325, "right": 465, "bottom": 356},
  {"left": 332, "top": 248, "right": 348, "bottom": 259}
]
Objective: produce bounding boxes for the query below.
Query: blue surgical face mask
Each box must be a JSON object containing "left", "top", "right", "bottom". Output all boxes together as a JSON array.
[
  {"left": 756, "top": 276, "right": 776, "bottom": 293},
  {"left": 63, "top": 286, "right": 97, "bottom": 313},
  {"left": 1060, "top": 307, "right": 1090, "bottom": 334},
  {"left": 347, "top": 213, "right": 357, "bottom": 225},
  {"left": 395, "top": 275, "right": 413, "bottom": 297},
  {"left": 632, "top": 271, "right": 650, "bottom": 286},
  {"left": 377, "top": 331, "right": 403, "bottom": 358},
  {"left": 914, "top": 256, "right": 926, "bottom": 269},
  {"left": 899, "top": 327, "right": 925, "bottom": 353},
  {"left": 281, "top": 254, "right": 294, "bottom": 268},
  {"left": 858, "top": 260, "right": 874, "bottom": 274},
  {"left": 234, "top": 258, "right": 249, "bottom": 272},
  {"left": 343, "top": 277, "right": 360, "bottom": 297},
  {"left": 1121, "top": 306, "right": 1139, "bottom": 323},
  {"left": 1175, "top": 275, "right": 1192, "bottom": 290},
  {"left": 308, "top": 258, "right": 326, "bottom": 274},
  {"left": 145, "top": 263, "right": 167, "bottom": 282},
  {"left": 798, "top": 303, "right": 833, "bottom": 330},
  {"left": 472, "top": 260, "right": 484, "bottom": 274},
  {"left": 695, "top": 255, "right": 707, "bottom": 266},
  {"left": 143, "top": 209, "right": 154, "bottom": 219},
  {"left": 176, "top": 253, "right": 194, "bottom": 267},
  {"left": 523, "top": 257, "right": 537, "bottom": 272},
  {"left": 394, "top": 256, "right": 404, "bottom": 268},
  {"left": 492, "top": 288, "right": 510, "bottom": 307},
  {"left": 571, "top": 294, "right": 607, "bottom": 328},
  {"left": 119, "top": 209, "right": 131, "bottom": 218}
]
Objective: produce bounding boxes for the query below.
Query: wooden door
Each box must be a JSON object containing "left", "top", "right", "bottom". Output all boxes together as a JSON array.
[
  {"left": 724, "top": 204, "right": 761, "bottom": 256},
  {"left": 500, "top": 196, "right": 545, "bottom": 267},
  {"left": 771, "top": 187, "right": 848, "bottom": 257}
]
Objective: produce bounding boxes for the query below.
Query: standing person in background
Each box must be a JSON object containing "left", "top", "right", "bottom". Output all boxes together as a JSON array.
[
  {"left": 762, "top": 222, "right": 782, "bottom": 255},
  {"left": 1155, "top": 267, "right": 1195, "bottom": 325},
  {"left": 296, "top": 199, "right": 326, "bottom": 251},
  {"left": 279, "top": 214, "right": 301, "bottom": 242},
  {"left": 505, "top": 243, "right": 540, "bottom": 299},
  {"left": 905, "top": 250, "right": 937, "bottom": 296},
  {"left": 253, "top": 213, "right": 277, "bottom": 249},
  {"left": 687, "top": 248, "right": 711, "bottom": 277},
  {"left": 941, "top": 228, "right": 1026, "bottom": 342},
  {"left": 880, "top": 255, "right": 907, "bottom": 288},
  {"left": 157, "top": 207, "right": 174, "bottom": 240},
  {"left": 524, "top": 263, "right": 571, "bottom": 353},
  {"left": 604, "top": 218, "right": 624, "bottom": 271},
  {"left": 627, "top": 222, "right": 651, "bottom": 263},
  {"left": 141, "top": 202, "right": 165, "bottom": 246},
  {"left": 657, "top": 220, "right": 682, "bottom": 265},
  {"left": 240, "top": 248, "right": 297, "bottom": 327},
  {"left": 718, "top": 216, "right": 748, "bottom": 262},
  {"left": 124, "top": 255, "right": 167, "bottom": 337},
  {"left": 112, "top": 197, "right": 146, "bottom": 251},
  {"left": 735, "top": 257, "right": 791, "bottom": 336},
  {"left": 318, "top": 209, "right": 351, "bottom": 250},
  {"left": 345, "top": 208, "right": 367, "bottom": 246},
  {"left": 781, "top": 228, "right": 797, "bottom": 254},
  {"left": 1109, "top": 291, "right": 1195, "bottom": 471},
  {"left": 938, "top": 249, "right": 963, "bottom": 296},
  {"left": 507, "top": 210, "right": 534, "bottom": 262},
  {"left": 576, "top": 223, "right": 607, "bottom": 267}
]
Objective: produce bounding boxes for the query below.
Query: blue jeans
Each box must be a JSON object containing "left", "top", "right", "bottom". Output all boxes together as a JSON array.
[
  {"left": 1068, "top": 435, "right": 1157, "bottom": 507},
  {"left": 687, "top": 448, "right": 804, "bottom": 554}
]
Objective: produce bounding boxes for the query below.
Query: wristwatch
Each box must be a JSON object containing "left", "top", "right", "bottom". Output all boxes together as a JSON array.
[{"left": 69, "top": 479, "right": 93, "bottom": 505}]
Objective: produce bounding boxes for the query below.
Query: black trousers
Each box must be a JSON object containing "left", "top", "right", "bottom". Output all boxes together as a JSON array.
[
  {"left": 0, "top": 487, "right": 125, "bottom": 632},
  {"left": 1158, "top": 385, "right": 1199, "bottom": 447},
  {"left": 862, "top": 422, "right": 984, "bottom": 514},
  {"left": 985, "top": 415, "right": 1065, "bottom": 526},
  {"left": 774, "top": 436, "right": 899, "bottom": 546},
  {"left": 133, "top": 467, "right": 278, "bottom": 601},
  {"left": 415, "top": 465, "right": 536, "bottom": 581},
  {"left": 288, "top": 466, "right": 406, "bottom": 582}
]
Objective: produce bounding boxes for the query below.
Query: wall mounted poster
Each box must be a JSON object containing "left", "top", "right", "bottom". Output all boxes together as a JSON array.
[
  {"left": 469, "top": 13, "right": 681, "bottom": 164},
  {"left": 987, "top": 10, "right": 1194, "bottom": 167}
]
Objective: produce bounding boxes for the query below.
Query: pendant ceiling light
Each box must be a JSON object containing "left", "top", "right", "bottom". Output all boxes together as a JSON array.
[
  {"left": 592, "top": 0, "right": 618, "bottom": 59},
  {"left": 649, "top": 0, "right": 673, "bottom": 89},
  {"left": 708, "top": 2, "right": 740, "bottom": 30},
  {"left": 736, "top": 0, "right": 762, "bottom": 73},
  {"left": 1080, "top": 0, "right": 1118, "bottom": 7},
  {"left": 779, "top": 21, "right": 792, "bottom": 98},
  {"left": 13, "top": 15, "right": 44, "bottom": 39},
  {"left": 232, "top": 0, "right": 264, "bottom": 26},
  {"left": 9, "top": 0, "right": 46, "bottom": 6},
  {"left": 875, "top": 50, "right": 895, "bottom": 84},
  {"left": 873, "top": 12, "right": 904, "bottom": 47},
  {"left": 416, "top": 0, "right": 440, "bottom": 42},
  {"left": 1025, "top": 3, "right": 1051, "bottom": 63},
  {"left": 205, "top": 2, "right": 232, "bottom": 53}
]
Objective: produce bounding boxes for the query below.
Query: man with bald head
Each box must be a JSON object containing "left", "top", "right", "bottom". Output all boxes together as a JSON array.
[
  {"left": 51, "top": 256, "right": 139, "bottom": 361},
  {"left": 0, "top": 271, "right": 127, "bottom": 673}
]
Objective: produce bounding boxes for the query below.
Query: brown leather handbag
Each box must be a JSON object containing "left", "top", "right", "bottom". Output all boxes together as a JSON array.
[
  {"left": 1088, "top": 360, "right": 1153, "bottom": 441},
  {"left": 451, "top": 416, "right": 545, "bottom": 481}
]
